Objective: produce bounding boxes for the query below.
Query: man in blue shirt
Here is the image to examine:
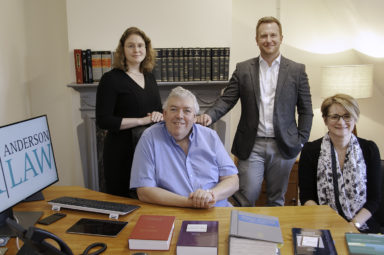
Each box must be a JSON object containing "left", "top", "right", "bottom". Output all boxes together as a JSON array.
[{"left": 130, "top": 86, "right": 239, "bottom": 208}]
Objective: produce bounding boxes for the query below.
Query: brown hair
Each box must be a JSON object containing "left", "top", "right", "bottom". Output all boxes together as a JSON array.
[
  {"left": 113, "top": 27, "right": 155, "bottom": 73},
  {"left": 256, "top": 16, "right": 282, "bottom": 37},
  {"left": 321, "top": 94, "right": 360, "bottom": 121}
]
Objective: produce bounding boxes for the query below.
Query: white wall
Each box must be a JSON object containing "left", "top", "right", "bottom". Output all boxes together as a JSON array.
[
  {"left": 66, "top": 0, "right": 232, "bottom": 50},
  {"left": 23, "top": 0, "right": 83, "bottom": 187},
  {"left": 0, "top": 0, "right": 83, "bottom": 187},
  {"left": 0, "top": 0, "right": 29, "bottom": 124}
]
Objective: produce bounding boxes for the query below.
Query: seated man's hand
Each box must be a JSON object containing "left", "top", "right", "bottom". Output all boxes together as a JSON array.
[
  {"left": 189, "top": 189, "right": 216, "bottom": 208},
  {"left": 195, "top": 114, "right": 212, "bottom": 126}
]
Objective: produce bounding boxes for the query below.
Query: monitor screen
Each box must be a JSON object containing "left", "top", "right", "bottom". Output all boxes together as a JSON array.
[{"left": 0, "top": 115, "right": 59, "bottom": 214}]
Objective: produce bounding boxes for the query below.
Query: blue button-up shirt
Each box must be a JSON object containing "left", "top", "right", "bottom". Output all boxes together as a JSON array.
[{"left": 130, "top": 122, "right": 238, "bottom": 207}]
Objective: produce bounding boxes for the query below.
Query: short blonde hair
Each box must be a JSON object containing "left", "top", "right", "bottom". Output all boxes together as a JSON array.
[
  {"left": 113, "top": 27, "right": 155, "bottom": 73},
  {"left": 256, "top": 16, "right": 282, "bottom": 37},
  {"left": 321, "top": 94, "right": 360, "bottom": 121}
]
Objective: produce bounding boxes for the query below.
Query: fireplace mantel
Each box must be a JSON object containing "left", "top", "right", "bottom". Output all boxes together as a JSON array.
[{"left": 68, "top": 81, "right": 231, "bottom": 191}]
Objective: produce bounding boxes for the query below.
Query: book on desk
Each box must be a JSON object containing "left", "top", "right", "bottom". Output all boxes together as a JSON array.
[
  {"left": 228, "top": 210, "right": 283, "bottom": 255},
  {"left": 345, "top": 233, "right": 384, "bottom": 255},
  {"left": 176, "top": 220, "right": 218, "bottom": 255},
  {"left": 292, "top": 228, "right": 337, "bottom": 255},
  {"left": 128, "top": 215, "right": 175, "bottom": 250}
]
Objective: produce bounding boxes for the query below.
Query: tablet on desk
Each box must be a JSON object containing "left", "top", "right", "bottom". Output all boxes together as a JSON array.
[{"left": 66, "top": 218, "right": 128, "bottom": 237}]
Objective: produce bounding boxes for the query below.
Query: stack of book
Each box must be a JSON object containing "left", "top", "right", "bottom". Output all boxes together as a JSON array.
[
  {"left": 73, "top": 49, "right": 113, "bottom": 84},
  {"left": 153, "top": 47, "right": 230, "bottom": 82},
  {"left": 228, "top": 210, "right": 283, "bottom": 255}
]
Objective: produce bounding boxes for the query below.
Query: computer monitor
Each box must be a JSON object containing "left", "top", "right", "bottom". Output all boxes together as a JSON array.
[{"left": 0, "top": 115, "right": 59, "bottom": 236}]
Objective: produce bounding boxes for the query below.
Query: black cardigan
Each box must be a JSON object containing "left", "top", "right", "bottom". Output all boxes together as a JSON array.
[{"left": 298, "top": 137, "right": 381, "bottom": 215}]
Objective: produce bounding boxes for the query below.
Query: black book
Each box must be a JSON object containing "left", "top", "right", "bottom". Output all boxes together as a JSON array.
[
  {"left": 183, "top": 48, "right": 189, "bottom": 81},
  {"left": 224, "top": 47, "right": 230, "bottom": 80},
  {"left": 200, "top": 48, "right": 206, "bottom": 82},
  {"left": 218, "top": 48, "right": 225, "bottom": 81},
  {"left": 81, "top": 50, "right": 88, "bottom": 83},
  {"left": 187, "top": 48, "right": 193, "bottom": 81},
  {"left": 292, "top": 228, "right": 337, "bottom": 255},
  {"left": 86, "top": 49, "right": 93, "bottom": 83},
  {"left": 166, "top": 48, "right": 174, "bottom": 82},
  {"left": 173, "top": 48, "right": 179, "bottom": 82},
  {"left": 153, "top": 48, "right": 162, "bottom": 82},
  {"left": 161, "top": 48, "right": 168, "bottom": 82},
  {"left": 205, "top": 48, "right": 212, "bottom": 81},
  {"left": 178, "top": 48, "right": 184, "bottom": 82},
  {"left": 193, "top": 48, "right": 201, "bottom": 81},
  {"left": 211, "top": 48, "right": 220, "bottom": 81}
]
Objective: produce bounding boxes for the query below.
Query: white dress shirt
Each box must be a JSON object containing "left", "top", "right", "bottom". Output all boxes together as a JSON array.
[{"left": 257, "top": 54, "right": 281, "bottom": 137}]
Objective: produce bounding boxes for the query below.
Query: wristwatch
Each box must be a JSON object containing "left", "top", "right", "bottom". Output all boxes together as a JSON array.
[{"left": 354, "top": 222, "right": 361, "bottom": 229}]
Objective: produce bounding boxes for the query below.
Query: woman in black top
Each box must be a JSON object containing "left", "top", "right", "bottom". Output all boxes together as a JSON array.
[
  {"left": 96, "top": 27, "right": 163, "bottom": 197},
  {"left": 299, "top": 94, "right": 381, "bottom": 233}
]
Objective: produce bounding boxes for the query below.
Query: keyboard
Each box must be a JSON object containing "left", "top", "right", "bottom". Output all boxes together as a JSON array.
[{"left": 48, "top": 196, "right": 140, "bottom": 219}]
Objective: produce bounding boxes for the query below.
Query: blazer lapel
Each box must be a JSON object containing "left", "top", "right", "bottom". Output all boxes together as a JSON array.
[
  {"left": 250, "top": 57, "right": 260, "bottom": 102},
  {"left": 275, "top": 56, "right": 289, "bottom": 103}
]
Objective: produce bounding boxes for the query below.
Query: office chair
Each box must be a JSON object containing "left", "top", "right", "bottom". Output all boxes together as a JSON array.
[{"left": 230, "top": 191, "right": 252, "bottom": 207}]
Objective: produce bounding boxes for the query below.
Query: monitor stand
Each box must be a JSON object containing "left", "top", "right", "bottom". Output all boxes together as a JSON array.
[
  {"left": 23, "top": 191, "right": 45, "bottom": 202},
  {"left": 0, "top": 209, "right": 43, "bottom": 237}
]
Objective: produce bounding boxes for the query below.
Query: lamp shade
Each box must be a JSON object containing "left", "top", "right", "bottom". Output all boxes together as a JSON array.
[{"left": 320, "top": 64, "right": 373, "bottom": 98}]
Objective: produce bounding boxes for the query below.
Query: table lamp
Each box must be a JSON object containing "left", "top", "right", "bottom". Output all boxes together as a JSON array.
[{"left": 320, "top": 64, "right": 374, "bottom": 135}]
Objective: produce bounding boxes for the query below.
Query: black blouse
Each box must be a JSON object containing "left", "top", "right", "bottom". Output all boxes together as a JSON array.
[{"left": 96, "top": 68, "right": 162, "bottom": 132}]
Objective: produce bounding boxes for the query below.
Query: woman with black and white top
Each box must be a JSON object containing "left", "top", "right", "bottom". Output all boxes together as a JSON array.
[{"left": 299, "top": 93, "right": 381, "bottom": 233}]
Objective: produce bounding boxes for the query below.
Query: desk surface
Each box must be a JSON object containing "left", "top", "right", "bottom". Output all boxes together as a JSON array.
[{"left": 8, "top": 186, "right": 356, "bottom": 254}]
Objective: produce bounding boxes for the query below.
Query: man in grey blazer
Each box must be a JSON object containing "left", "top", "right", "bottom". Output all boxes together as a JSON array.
[{"left": 197, "top": 16, "right": 313, "bottom": 206}]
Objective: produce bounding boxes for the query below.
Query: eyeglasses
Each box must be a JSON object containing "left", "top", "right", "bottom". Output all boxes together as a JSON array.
[
  {"left": 327, "top": 114, "right": 353, "bottom": 122},
  {"left": 125, "top": 43, "right": 146, "bottom": 50}
]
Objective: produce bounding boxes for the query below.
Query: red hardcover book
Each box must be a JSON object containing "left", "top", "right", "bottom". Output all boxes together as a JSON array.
[
  {"left": 128, "top": 215, "right": 175, "bottom": 250},
  {"left": 73, "top": 49, "right": 83, "bottom": 84}
]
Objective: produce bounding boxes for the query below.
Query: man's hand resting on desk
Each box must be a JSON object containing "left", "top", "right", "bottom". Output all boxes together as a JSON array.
[
  {"left": 137, "top": 187, "right": 215, "bottom": 208},
  {"left": 189, "top": 189, "right": 216, "bottom": 208}
]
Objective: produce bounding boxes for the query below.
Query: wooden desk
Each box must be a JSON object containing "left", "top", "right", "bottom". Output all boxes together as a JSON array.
[{"left": 8, "top": 186, "right": 356, "bottom": 254}]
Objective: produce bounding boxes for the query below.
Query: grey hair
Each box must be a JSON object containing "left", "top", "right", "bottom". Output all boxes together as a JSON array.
[{"left": 162, "top": 86, "right": 200, "bottom": 114}]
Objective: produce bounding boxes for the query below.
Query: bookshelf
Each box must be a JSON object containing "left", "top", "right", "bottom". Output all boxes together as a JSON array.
[{"left": 68, "top": 81, "right": 231, "bottom": 191}]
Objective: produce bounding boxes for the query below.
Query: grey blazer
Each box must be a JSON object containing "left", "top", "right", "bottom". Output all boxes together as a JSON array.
[{"left": 206, "top": 56, "right": 313, "bottom": 160}]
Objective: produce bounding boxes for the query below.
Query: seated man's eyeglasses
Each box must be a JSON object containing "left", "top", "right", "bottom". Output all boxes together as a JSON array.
[{"left": 327, "top": 114, "right": 352, "bottom": 122}]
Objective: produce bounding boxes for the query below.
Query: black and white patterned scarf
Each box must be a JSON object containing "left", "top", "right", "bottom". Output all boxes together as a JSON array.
[{"left": 317, "top": 133, "right": 367, "bottom": 221}]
